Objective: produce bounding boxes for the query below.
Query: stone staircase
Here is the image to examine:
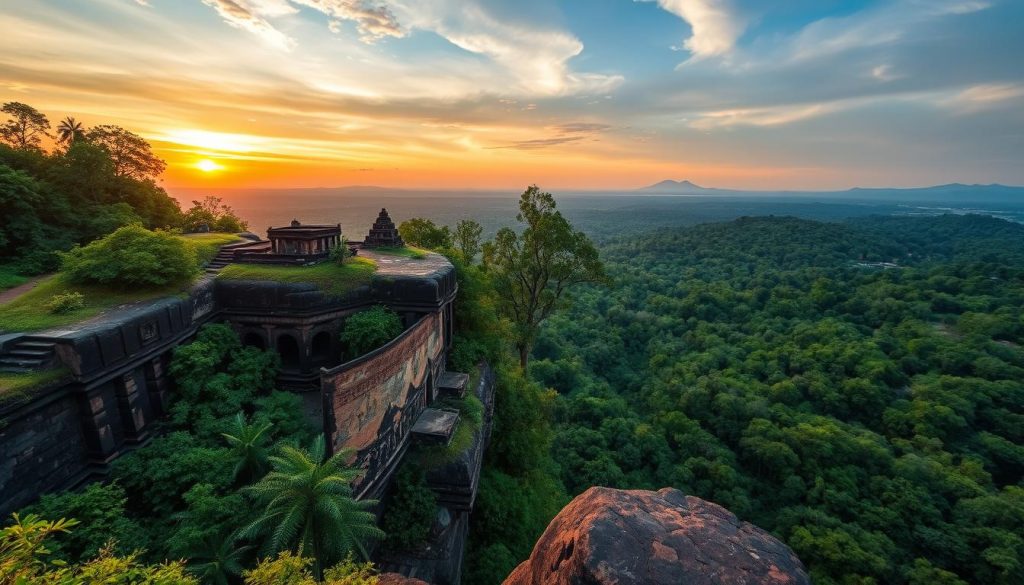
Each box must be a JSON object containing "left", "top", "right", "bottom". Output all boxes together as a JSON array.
[
  {"left": 0, "top": 338, "right": 58, "bottom": 373},
  {"left": 204, "top": 248, "right": 236, "bottom": 274}
]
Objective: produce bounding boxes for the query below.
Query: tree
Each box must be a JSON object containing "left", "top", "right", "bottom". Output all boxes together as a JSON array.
[
  {"left": 454, "top": 219, "right": 483, "bottom": 261},
  {"left": 339, "top": 306, "right": 403, "bottom": 360},
  {"left": 243, "top": 435, "right": 384, "bottom": 579},
  {"left": 56, "top": 116, "right": 85, "bottom": 149},
  {"left": 398, "top": 218, "right": 451, "bottom": 249},
  {"left": 0, "top": 102, "right": 50, "bottom": 151},
  {"left": 182, "top": 195, "right": 248, "bottom": 233},
  {"left": 86, "top": 124, "right": 166, "bottom": 180},
  {"left": 60, "top": 224, "right": 198, "bottom": 287},
  {"left": 483, "top": 186, "right": 605, "bottom": 368},
  {"left": 0, "top": 164, "right": 46, "bottom": 259},
  {"left": 223, "top": 412, "right": 273, "bottom": 484}
]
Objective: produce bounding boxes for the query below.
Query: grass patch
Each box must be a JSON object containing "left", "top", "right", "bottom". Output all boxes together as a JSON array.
[
  {"left": 371, "top": 246, "right": 428, "bottom": 260},
  {"left": 0, "top": 274, "right": 191, "bottom": 333},
  {"left": 178, "top": 233, "right": 244, "bottom": 265},
  {"left": 0, "top": 367, "right": 71, "bottom": 403},
  {"left": 0, "top": 266, "right": 28, "bottom": 291},
  {"left": 216, "top": 257, "right": 377, "bottom": 297}
]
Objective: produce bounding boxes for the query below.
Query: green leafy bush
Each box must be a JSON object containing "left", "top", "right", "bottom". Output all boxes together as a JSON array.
[
  {"left": 60, "top": 224, "right": 198, "bottom": 287},
  {"left": 381, "top": 466, "right": 437, "bottom": 551},
  {"left": 45, "top": 291, "right": 84, "bottom": 314},
  {"left": 339, "top": 305, "right": 403, "bottom": 360},
  {"left": 329, "top": 238, "right": 351, "bottom": 264},
  {"left": 23, "top": 482, "right": 147, "bottom": 562}
]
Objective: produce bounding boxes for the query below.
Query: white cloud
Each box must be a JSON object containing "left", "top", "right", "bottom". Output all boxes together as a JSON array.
[
  {"left": 648, "top": 0, "right": 746, "bottom": 59},
  {"left": 871, "top": 64, "right": 902, "bottom": 82},
  {"left": 196, "top": 0, "right": 620, "bottom": 95},
  {"left": 383, "top": 1, "right": 623, "bottom": 94},
  {"left": 199, "top": 0, "right": 403, "bottom": 48},
  {"left": 200, "top": 0, "right": 295, "bottom": 50}
]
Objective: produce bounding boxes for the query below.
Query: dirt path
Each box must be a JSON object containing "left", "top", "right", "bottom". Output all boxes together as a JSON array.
[{"left": 0, "top": 275, "right": 48, "bottom": 305}]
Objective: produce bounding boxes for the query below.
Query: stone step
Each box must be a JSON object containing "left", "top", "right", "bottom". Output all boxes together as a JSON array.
[
  {"left": 0, "top": 365, "right": 34, "bottom": 374},
  {"left": 7, "top": 348, "right": 52, "bottom": 358},
  {"left": 0, "top": 356, "right": 46, "bottom": 368},
  {"left": 16, "top": 340, "right": 56, "bottom": 350}
]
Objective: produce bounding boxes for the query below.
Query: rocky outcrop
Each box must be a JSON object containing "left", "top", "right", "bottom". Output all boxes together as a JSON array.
[
  {"left": 503, "top": 487, "right": 809, "bottom": 585},
  {"left": 378, "top": 573, "right": 429, "bottom": 585}
]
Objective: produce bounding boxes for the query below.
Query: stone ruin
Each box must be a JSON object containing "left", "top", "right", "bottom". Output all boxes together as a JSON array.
[{"left": 363, "top": 207, "right": 404, "bottom": 248}]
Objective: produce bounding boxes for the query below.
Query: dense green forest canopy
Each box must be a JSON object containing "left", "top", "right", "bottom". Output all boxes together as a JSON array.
[{"left": 533, "top": 213, "right": 1024, "bottom": 585}]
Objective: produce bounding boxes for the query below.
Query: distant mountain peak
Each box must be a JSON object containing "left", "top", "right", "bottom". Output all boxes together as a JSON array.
[{"left": 641, "top": 179, "right": 708, "bottom": 192}]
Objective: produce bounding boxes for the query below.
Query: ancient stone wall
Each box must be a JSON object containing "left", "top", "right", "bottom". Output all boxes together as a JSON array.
[
  {"left": 0, "top": 392, "right": 89, "bottom": 514},
  {"left": 321, "top": 312, "right": 446, "bottom": 498}
]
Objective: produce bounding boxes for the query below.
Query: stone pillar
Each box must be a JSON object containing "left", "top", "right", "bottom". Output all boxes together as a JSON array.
[
  {"left": 145, "top": 356, "right": 170, "bottom": 416},
  {"left": 115, "top": 369, "right": 152, "bottom": 443},
  {"left": 78, "top": 384, "right": 119, "bottom": 463}
]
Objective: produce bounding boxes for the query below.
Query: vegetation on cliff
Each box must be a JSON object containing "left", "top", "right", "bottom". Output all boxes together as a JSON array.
[{"left": 12, "top": 324, "right": 380, "bottom": 582}]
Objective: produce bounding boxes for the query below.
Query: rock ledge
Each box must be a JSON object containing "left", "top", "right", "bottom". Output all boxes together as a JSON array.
[{"left": 503, "top": 487, "right": 809, "bottom": 585}]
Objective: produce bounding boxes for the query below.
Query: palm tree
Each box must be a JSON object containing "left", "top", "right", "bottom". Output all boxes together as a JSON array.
[
  {"left": 56, "top": 116, "right": 84, "bottom": 148},
  {"left": 222, "top": 413, "right": 272, "bottom": 484},
  {"left": 242, "top": 435, "right": 384, "bottom": 579},
  {"left": 183, "top": 535, "right": 251, "bottom": 585}
]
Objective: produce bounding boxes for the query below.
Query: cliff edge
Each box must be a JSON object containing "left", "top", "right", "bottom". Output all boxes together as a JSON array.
[{"left": 503, "top": 487, "right": 809, "bottom": 585}]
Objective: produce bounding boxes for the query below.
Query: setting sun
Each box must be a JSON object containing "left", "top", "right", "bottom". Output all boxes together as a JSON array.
[{"left": 195, "top": 159, "right": 222, "bottom": 173}]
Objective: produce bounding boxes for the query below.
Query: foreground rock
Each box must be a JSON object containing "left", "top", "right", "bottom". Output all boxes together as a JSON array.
[{"left": 503, "top": 487, "right": 809, "bottom": 585}]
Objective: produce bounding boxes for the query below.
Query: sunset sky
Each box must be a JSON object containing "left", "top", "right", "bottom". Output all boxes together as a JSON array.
[{"left": 1, "top": 0, "right": 1022, "bottom": 191}]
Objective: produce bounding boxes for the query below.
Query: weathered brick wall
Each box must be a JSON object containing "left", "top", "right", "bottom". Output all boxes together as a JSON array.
[
  {"left": 0, "top": 392, "right": 89, "bottom": 514},
  {"left": 321, "top": 312, "right": 446, "bottom": 498}
]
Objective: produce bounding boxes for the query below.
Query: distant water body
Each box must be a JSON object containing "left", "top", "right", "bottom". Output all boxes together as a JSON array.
[{"left": 168, "top": 187, "right": 1024, "bottom": 241}]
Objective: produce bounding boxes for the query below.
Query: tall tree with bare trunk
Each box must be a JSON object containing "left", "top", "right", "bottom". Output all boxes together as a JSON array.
[
  {"left": 0, "top": 102, "right": 50, "bottom": 151},
  {"left": 483, "top": 185, "right": 605, "bottom": 368}
]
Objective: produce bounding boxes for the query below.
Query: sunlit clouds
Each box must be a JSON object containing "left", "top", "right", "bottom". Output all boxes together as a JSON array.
[{"left": 0, "top": 0, "right": 1022, "bottom": 190}]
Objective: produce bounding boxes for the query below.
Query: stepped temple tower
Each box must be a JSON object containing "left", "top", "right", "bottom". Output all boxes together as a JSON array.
[{"left": 363, "top": 208, "right": 404, "bottom": 248}]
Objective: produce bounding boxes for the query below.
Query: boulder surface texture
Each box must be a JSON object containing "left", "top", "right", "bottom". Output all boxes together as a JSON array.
[{"left": 503, "top": 487, "right": 810, "bottom": 585}]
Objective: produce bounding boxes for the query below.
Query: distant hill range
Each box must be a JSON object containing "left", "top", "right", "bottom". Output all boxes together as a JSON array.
[{"left": 639, "top": 180, "right": 1024, "bottom": 203}]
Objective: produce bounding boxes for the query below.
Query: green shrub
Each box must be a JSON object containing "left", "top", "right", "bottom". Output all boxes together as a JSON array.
[
  {"left": 381, "top": 466, "right": 437, "bottom": 551},
  {"left": 329, "top": 238, "right": 351, "bottom": 265},
  {"left": 23, "top": 482, "right": 148, "bottom": 562},
  {"left": 45, "top": 291, "right": 84, "bottom": 314},
  {"left": 339, "top": 305, "right": 403, "bottom": 360},
  {"left": 60, "top": 224, "right": 198, "bottom": 287}
]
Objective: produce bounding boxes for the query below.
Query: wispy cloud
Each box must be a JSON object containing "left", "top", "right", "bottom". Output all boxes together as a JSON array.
[
  {"left": 200, "top": 0, "right": 295, "bottom": 50},
  {"left": 943, "top": 83, "right": 1024, "bottom": 112},
  {"left": 200, "top": 0, "right": 404, "bottom": 47},
  {"left": 490, "top": 121, "right": 611, "bottom": 150}
]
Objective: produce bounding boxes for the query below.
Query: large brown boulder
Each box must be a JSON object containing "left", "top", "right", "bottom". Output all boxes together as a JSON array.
[{"left": 503, "top": 487, "right": 809, "bottom": 585}]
